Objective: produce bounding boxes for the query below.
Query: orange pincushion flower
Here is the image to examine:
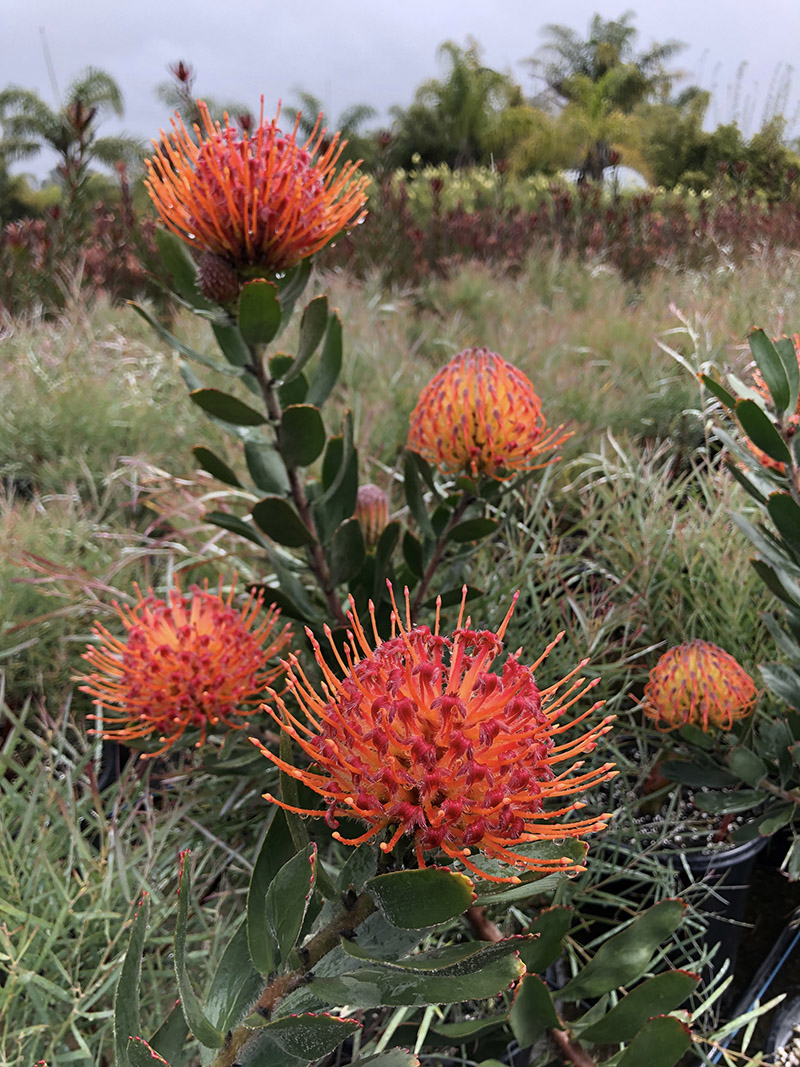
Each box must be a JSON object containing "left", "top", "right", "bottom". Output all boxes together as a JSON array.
[
  {"left": 252, "top": 586, "right": 616, "bottom": 883},
  {"left": 747, "top": 334, "right": 800, "bottom": 473},
  {"left": 639, "top": 640, "right": 758, "bottom": 732},
  {"left": 407, "top": 347, "right": 571, "bottom": 480},
  {"left": 78, "top": 580, "right": 293, "bottom": 756},
  {"left": 144, "top": 99, "right": 369, "bottom": 273}
]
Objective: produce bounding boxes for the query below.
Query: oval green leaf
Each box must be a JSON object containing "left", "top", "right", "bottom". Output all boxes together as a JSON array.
[
  {"left": 238, "top": 279, "right": 281, "bottom": 345},
  {"left": 192, "top": 446, "right": 242, "bottom": 487},
  {"left": 265, "top": 843, "right": 317, "bottom": 965},
  {"left": 253, "top": 1013, "right": 361, "bottom": 1060},
  {"left": 252, "top": 496, "right": 316, "bottom": 547},
  {"left": 509, "top": 974, "right": 560, "bottom": 1048},
  {"left": 617, "top": 1015, "right": 692, "bottom": 1067},
  {"left": 735, "top": 398, "right": 792, "bottom": 465},
  {"left": 280, "top": 404, "right": 326, "bottom": 468},
  {"left": 190, "top": 388, "right": 267, "bottom": 426},
  {"left": 307, "top": 312, "right": 343, "bottom": 407},
  {"left": 155, "top": 227, "right": 212, "bottom": 310},
  {"left": 580, "top": 970, "right": 699, "bottom": 1044},
  {"left": 247, "top": 809, "right": 297, "bottom": 975},
  {"left": 366, "top": 868, "right": 475, "bottom": 928},
  {"left": 283, "top": 295, "right": 329, "bottom": 383},
  {"left": 768, "top": 492, "right": 800, "bottom": 557},
  {"left": 448, "top": 517, "right": 499, "bottom": 543},
  {"left": 244, "top": 440, "right": 290, "bottom": 495},
  {"left": 330, "top": 517, "right": 366, "bottom": 584},
  {"left": 749, "top": 328, "right": 791, "bottom": 413}
]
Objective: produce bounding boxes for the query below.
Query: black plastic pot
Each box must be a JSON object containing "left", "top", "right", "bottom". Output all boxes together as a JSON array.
[{"left": 681, "top": 835, "right": 768, "bottom": 971}]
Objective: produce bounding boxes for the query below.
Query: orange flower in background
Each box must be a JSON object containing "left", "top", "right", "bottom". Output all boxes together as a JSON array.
[
  {"left": 747, "top": 334, "right": 800, "bottom": 474},
  {"left": 79, "top": 580, "right": 293, "bottom": 756},
  {"left": 253, "top": 585, "right": 616, "bottom": 883},
  {"left": 639, "top": 640, "right": 758, "bottom": 732},
  {"left": 144, "top": 99, "right": 369, "bottom": 274},
  {"left": 407, "top": 347, "right": 571, "bottom": 480}
]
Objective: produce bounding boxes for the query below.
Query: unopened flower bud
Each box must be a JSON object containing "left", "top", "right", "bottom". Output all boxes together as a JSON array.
[
  {"left": 354, "top": 483, "right": 388, "bottom": 549},
  {"left": 197, "top": 252, "right": 240, "bottom": 304}
]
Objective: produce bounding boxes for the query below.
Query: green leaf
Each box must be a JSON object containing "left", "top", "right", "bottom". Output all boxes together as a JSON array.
[
  {"left": 338, "top": 843, "right": 379, "bottom": 894},
  {"left": 749, "top": 328, "right": 791, "bottom": 413},
  {"left": 239, "top": 279, "right": 281, "bottom": 345},
  {"left": 268, "top": 353, "right": 309, "bottom": 406},
  {"left": 274, "top": 258, "right": 312, "bottom": 328},
  {"left": 127, "top": 1037, "right": 170, "bottom": 1066},
  {"left": 205, "top": 921, "right": 263, "bottom": 1033},
  {"left": 248, "top": 808, "right": 297, "bottom": 974},
  {"left": 205, "top": 510, "right": 271, "bottom": 550},
  {"left": 283, "top": 296, "right": 329, "bottom": 384},
  {"left": 252, "top": 496, "right": 316, "bottom": 547},
  {"left": 130, "top": 302, "right": 240, "bottom": 377},
  {"left": 735, "top": 398, "right": 792, "bottom": 465},
  {"left": 265, "top": 843, "right": 317, "bottom": 966},
  {"left": 330, "top": 518, "right": 366, "bottom": 584},
  {"left": 509, "top": 974, "right": 560, "bottom": 1048},
  {"left": 356, "top": 1053, "right": 421, "bottom": 1066},
  {"left": 212, "top": 321, "right": 251, "bottom": 368},
  {"left": 759, "top": 805, "right": 794, "bottom": 836},
  {"left": 366, "top": 868, "right": 475, "bottom": 928},
  {"left": 447, "top": 517, "right": 499, "bottom": 543},
  {"left": 558, "top": 899, "right": 685, "bottom": 1001},
  {"left": 660, "top": 760, "right": 738, "bottom": 789},
  {"left": 516, "top": 906, "right": 573, "bottom": 973},
  {"left": 319, "top": 422, "right": 359, "bottom": 528},
  {"left": 768, "top": 493, "right": 800, "bottom": 557},
  {"left": 403, "top": 451, "right": 435, "bottom": 539},
  {"left": 312, "top": 939, "right": 526, "bottom": 1007},
  {"left": 174, "top": 853, "right": 224, "bottom": 1048},
  {"left": 775, "top": 335, "right": 800, "bottom": 415},
  {"left": 431, "top": 1015, "right": 508, "bottom": 1040},
  {"left": 728, "top": 747, "right": 767, "bottom": 787},
  {"left": 251, "top": 1013, "right": 361, "bottom": 1059},
  {"left": 307, "top": 312, "right": 343, "bottom": 407},
  {"left": 762, "top": 662, "right": 800, "bottom": 708},
  {"left": 471, "top": 839, "right": 587, "bottom": 891},
  {"left": 190, "top": 388, "right": 267, "bottom": 426},
  {"left": 148, "top": 1002, "right": 189, "bottom": 1066},
  {"left": 155, "top": 228, "right": 211, "bottom": 309},
  {"left": 244, "top": 440, "right": 290, "bottom": 495},
  {"left": 191, "top": 446, "right": 242, "bottom": 487},
  {"left": 700, "top": 372, "right": 736, "bottom": 410},
  {"left": 280, "top": 404, "right": 326, "bottom": 468},
  {"left": 693, "top": 789, "right": 764, "bottom": 814},
  {"left": 114, "top": 894, "right": 150, "bottom": 1067},
  {"left": 402, "top": 531, "right": 424, "bottom": 579},
  {"left": 580, "top": 971, "right": 699, "bottom": 1043},
  {"left": 616, "top": 1015, "right": 692, "bottom": 1067}
]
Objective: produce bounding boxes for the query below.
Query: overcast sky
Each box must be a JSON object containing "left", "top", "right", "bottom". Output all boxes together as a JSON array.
[{"left": 3, "top": 0, "right": 800, "bottom": 178}]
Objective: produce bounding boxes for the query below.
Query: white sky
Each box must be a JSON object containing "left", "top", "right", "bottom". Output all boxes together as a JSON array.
[{"left": 3, "top": 0, "right": 800, "bottom": 178}]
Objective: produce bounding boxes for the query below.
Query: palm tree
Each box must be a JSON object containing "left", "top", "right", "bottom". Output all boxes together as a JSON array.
[
  {"left": 526, "top": 12, "right": 687, "bottom": 181},
  {"left": 284, "top": 91, "right": 378, "bottom": 166},
  {"left": 390, "top": 38, "right": 521, "bottom": 169},
  {"left": 0, "top": 67, "right": 143, "bottom": 232}
]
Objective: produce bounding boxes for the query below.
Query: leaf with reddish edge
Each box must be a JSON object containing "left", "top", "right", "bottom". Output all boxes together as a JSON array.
[
  {"left": 366, "top": 868, "right": 476, "bottom": 928},
  {"left": 735, "top": 398, "right": 791, "bottom": 465},
  {"left": 173, "top": 851, "right": 224, "bottom": 1049},
  {"left": 247, "top": 1012, "right": 361, "bottom": 1058},
  {"left": 126, "top": 1036, "right": 171, "bottom": 1066},
  {"left": 509, "top": 973, "right": 561, "bottom": 1048},
  {"left": 558, "top": 899, "right": 685, "bottom": 1001},
  {"left": 114, "top": 893, "right": 150, "bottom": 1067},
  {"left": 516, "top": 906, "right": 573, "bottom": 973},
  {"left": 579, "top": 970, "right": 700, "bottom": 1044},
  {"left": 617, "top": 1015, "right": 693, "bottom": 1066},
  {"left": 748, "top": 328, "right": 791, "bottom": 413},
  {"left": 265, "top": 842, "right": 318, "bottom": 966}
]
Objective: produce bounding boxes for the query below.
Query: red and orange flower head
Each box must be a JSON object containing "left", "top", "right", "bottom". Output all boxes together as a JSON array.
[
  {"left": 252, "top": 585, "right": 616, "bottom": 883},
  {"left": 78, "top": 579, "right": 293, "bottom": 757},
  {"left": 639, "top": 640, "right": 759, "bottom": 732},
  {"left": 747, "top": 334, "right": 800, "bottom": 474},
  {"left": 407, "top": 347, "right": 571, "bottom": 480},
  {"left": 144, "top": 99, "right": 369, "bottom": 279}
]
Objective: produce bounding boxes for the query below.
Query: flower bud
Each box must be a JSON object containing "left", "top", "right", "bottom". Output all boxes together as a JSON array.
[
  {"left": 197, "top": 252, "right": 241, "bottom": 305},
  {"left": 354, "top": 483, "right": 389, "bottom": 549}
]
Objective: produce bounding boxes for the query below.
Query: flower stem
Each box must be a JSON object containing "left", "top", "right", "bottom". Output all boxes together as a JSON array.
[
  {"left": 411, "top": 491, "right": 473, "bottom": 614},
  {"left": 210, "top": 891, "right": 377, "bottom": 1067},
  {"left": 249, "top": 346, "right": 347, "bottom": 627}
]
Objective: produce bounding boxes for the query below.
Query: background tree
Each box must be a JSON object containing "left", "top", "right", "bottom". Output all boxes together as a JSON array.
[
  {"left": 527, "top": 12, "right": 687, "bottom": 180},
  {"left": 285, "top": 90, "right": 378, "bottom": 167},
  {"left": 389, "top": 38, "right": 522, "bottom": 169},
  {"left": 0, "top": 67, "right": 143, "bottom": 238}
]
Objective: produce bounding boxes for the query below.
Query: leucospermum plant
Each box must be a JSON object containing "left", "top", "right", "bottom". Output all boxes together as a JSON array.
[{"left": 98, "top": 98, "right": 708, "bottom": 1067}]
